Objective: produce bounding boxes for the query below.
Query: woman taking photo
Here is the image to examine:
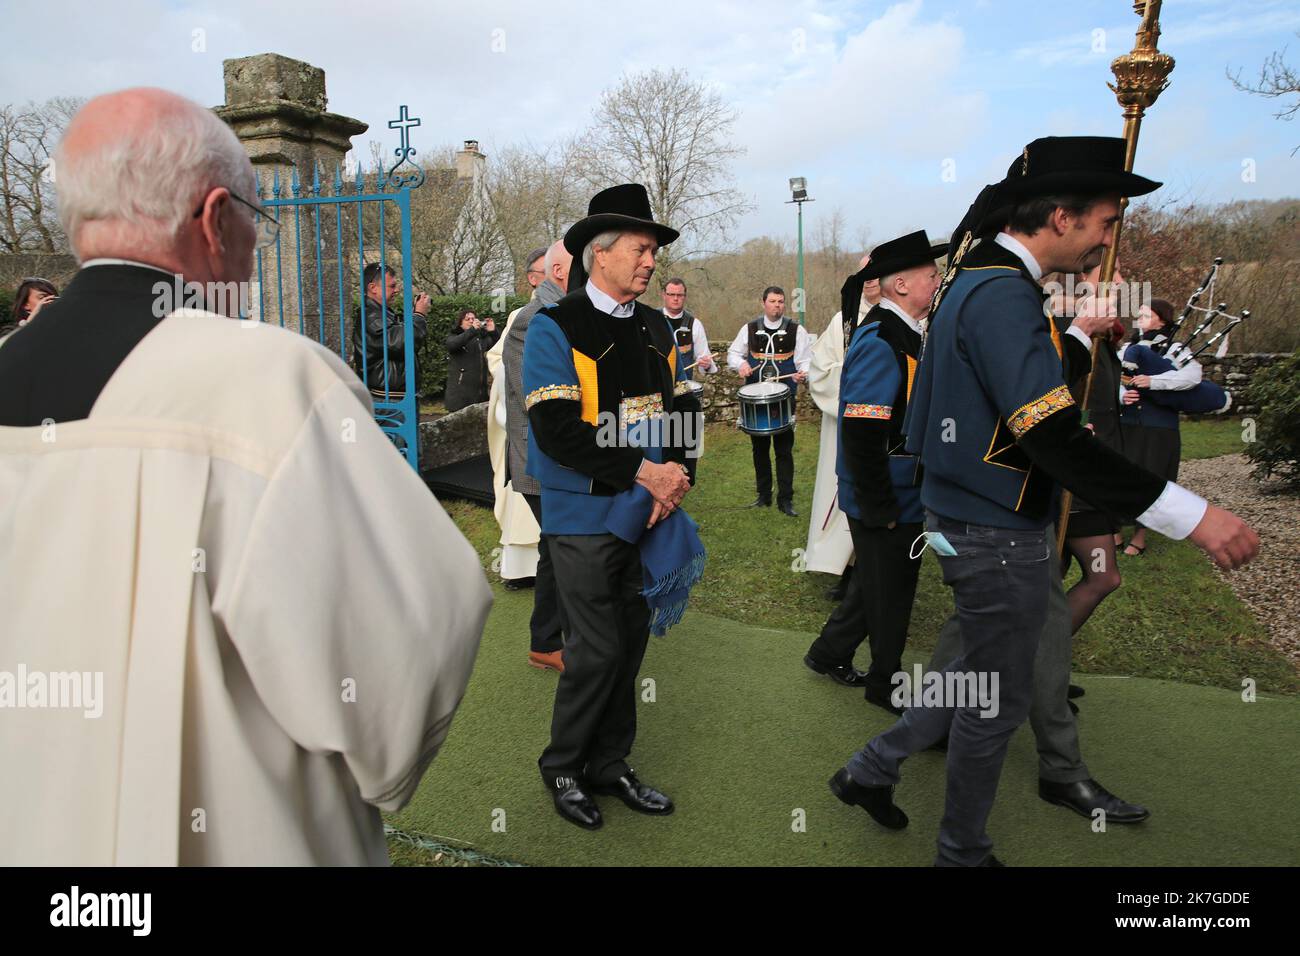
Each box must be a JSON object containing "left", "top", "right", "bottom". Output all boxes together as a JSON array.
[
  {"left": 4, "top": 277, "right": 59, "bottom": 335},
  {"left": 444, "top": 308, "right": 499, "bottom": 412}
]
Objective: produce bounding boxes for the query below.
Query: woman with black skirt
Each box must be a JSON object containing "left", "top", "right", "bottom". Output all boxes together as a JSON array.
[{"left": 1119, "top": 297, "right": 1196, "bottom": 557}]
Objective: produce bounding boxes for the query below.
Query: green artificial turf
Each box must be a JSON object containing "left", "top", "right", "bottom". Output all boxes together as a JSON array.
[
  {"left": 387, "top": 597, "right": 1299, "bottom": 866},
  {"left": 398, "top": 419, "right": 1299, "bottom": 865}
]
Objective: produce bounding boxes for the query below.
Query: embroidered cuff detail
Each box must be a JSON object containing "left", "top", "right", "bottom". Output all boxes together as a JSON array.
[
  {"left": 526, "top": 384, "right": 581, "bottom": 409},
  {"left": 1007, "top": 385, "right": 1074, "bottom": 438},
  {"left": 844, "top": 403, "right": 892, "bottom": 420}
]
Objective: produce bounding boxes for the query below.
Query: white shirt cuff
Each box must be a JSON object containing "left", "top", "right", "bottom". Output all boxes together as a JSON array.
[
  {"left": 1065, "top": 325, "right": 1092, "bottom": 350},
  {"left": 1136, "top": 482, "right": 1207, "bottom": 540}
]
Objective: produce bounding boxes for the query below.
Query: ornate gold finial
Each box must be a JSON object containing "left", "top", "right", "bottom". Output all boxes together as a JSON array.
[
  {"left": 1021, "top": 146, "right": 1030, "bottom": 176},
  {"left": 1108, "top": 0, "right": 1175, "bottom": 115}
]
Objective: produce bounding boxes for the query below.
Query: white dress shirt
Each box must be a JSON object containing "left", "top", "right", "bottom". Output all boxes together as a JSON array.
[
  {"left": 727, "top": 317, "right": 812, "bottom": 375},
  {"left": 875, "top": 296, "right": 925, "bottom": 336},
  {"left": 585, "top": 279, "right": 635, "bottom": 317},
  {"left": 664, "top": 309, "right": 717, "bottom": 374}
]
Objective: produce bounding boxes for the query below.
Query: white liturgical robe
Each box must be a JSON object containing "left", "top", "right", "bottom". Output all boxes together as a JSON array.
[
  {"left": 0, "top": 310, "right": 492, "bottom": 865},
  {"left": 486, "top": 308, "right": 540, "bottom": 579},
  {"left": 804, "top": 302, "right": 869, "bottom": 575}
]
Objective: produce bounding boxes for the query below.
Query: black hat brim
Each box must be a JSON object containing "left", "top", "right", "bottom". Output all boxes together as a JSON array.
[
  {"left": 1001, "top": 169, "right": 1162, "bottom": 202},
  {"left": 564, "top": 214, "right": 680, "bottom": 257},
  {"left": 857, "top": 242, "right": 948, "bottom": 281}
]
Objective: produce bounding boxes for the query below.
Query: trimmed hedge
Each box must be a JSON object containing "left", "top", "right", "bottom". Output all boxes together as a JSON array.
[
  {"left": 414, "top": 293, "right": 529, "bottom": 397},
  {"left": 1244, "top": 349, "right": 1300, "bottom": 486}
]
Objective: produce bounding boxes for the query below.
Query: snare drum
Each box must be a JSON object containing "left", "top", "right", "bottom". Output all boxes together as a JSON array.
[
  {"left": 684, "top": 380, "right": 704, "bottom": 401},
  {"left": 738, "top": 381, "right": 794, "bottom": 436}
]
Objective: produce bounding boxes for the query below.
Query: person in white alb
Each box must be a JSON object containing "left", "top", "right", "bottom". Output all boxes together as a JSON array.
[
  {"left": 806, "top": 253, "right": 879, "bottom": 596},
  {"left": 0, "top": 88, "right": 492, "bottom": 866}
]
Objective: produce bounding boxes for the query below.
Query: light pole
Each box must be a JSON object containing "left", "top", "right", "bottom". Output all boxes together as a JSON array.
[{"left": 787, "top": 177, "right": 813, "bottom": 326}]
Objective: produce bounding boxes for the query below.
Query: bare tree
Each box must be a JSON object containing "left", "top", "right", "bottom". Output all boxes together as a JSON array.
[
  {"left": 0, "top": 97, "right": 81, "bottom": 253},
  {"left": 1229, "top": 34, "right": 1300, "bottom": 153},
  {"left": 575, "top": 68, "right": 751, "bottom": 271},
  {"left": 485, "top": 138, "right": 588, "bottom": 292}
]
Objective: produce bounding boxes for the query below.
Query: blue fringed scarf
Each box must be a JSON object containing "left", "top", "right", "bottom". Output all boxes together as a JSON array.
[{"left": 605, "top": 484, "right": 706, "bottom": 636}]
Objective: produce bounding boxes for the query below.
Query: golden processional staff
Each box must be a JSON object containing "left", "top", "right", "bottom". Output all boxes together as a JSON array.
[{"left": 1056, "top": 0, "right": 1176, "bottom": 558}]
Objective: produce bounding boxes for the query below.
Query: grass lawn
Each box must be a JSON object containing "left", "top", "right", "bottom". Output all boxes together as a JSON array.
[{"left": 390, "top": 418, "right": 1298, "bottom": 865}]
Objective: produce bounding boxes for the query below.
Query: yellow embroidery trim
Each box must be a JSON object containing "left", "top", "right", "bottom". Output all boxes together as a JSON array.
[
  {"left": 1006, "top": 385, "right": 1074, "bottom": 439},
  {"left": 526, "top": 384, "right": 580, "bottom": 409},
  {"left": 845, "top": 403, "right": 892, "bottom": 420},
  {"left": 571, "top": 350, "right": 600, "bottom": 425},
  {"left": 905, "top": 354, "right": 917, "bottom": 403},
  {"left": 751, "top": 350, "right": 795, "bottom": 361},
  {"left": 620, "top": 393, "right": 664, "bottom": 428}
]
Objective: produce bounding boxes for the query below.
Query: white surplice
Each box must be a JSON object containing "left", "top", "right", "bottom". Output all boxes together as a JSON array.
[
  {"left": 804, "top": 303, "right": 869, "bottom": 575},
  {"left": 486, "top": 307, "right": 540, "bottom": 580},
  {"left": 0, "top": 310, "right": 492, "bottom": 865}
]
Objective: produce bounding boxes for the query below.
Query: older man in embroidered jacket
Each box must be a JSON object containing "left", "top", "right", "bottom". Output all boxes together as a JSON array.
[{"left": 522, "top": 184, "right": 693, "bottom": 831}]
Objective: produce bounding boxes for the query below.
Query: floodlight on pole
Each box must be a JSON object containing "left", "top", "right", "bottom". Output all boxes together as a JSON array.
[{"left": 786, "top": 177, "right": 813, "bottom": 325}]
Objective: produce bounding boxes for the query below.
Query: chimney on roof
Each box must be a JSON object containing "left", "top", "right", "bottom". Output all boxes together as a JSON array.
[{"left": 455, "top": 139, "right": 485, "bottom": 180}]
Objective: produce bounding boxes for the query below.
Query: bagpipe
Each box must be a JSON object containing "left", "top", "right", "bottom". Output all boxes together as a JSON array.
[{"left": 1120, "top": 257, "right": 1247, "bottom": 415}]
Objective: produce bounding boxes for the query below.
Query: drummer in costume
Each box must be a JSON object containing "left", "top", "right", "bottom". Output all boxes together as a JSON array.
[
  {"left": 662, "top": 277, "right": 715, "bottom": 483},
  {"left": 829, "top": 136, "right": 1259, "bottom": 866},
  {"left": 523, "top": 184, "right": 698, "bottom": 830},
  {"left": 726, "top": 287, "right": 812, "bottom": 515},
  {"left": 805, "top": 254, "right": 878, "bottom": 599},
  {"left": 803, "top": 232, "right": 943, "bottom": 711}
]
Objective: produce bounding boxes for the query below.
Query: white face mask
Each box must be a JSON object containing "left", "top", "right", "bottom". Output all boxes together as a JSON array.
[{"left": 909, "top": 530, "right": 958, "bottom": 560}]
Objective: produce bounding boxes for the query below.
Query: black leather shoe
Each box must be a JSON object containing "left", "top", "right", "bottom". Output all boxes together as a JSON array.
[
  {"left": 503, "top": 576, "right": 536, "bottom": 591},
  {"left": 978, "top": 854, "right": 1006, "bottom": 867},
  {"left": 749, "top": 497, "right": 771, "bottom": 508},
  {"left": 1039, "top": 778, "right": 1150, "bottom": 824},
  {"left": 1067, "top": 699, "right": 1079, "bottom": 715},
  {"left": 549, "top": 779, "right": 602, "bottom": 830},
  {"left": 864, "top": 685, "right": 906, "bottom": 717},
  {"left": 1068, "top": 683, "right": 1085, "bottom": 699},
  {"left": 804, "top": 654, "right": 869, "bottom": 687},
  {"left": 778, "top": 501, "right": 798, "bottom": 517},
  {"left": 591, "top": 771, "right": 674, "bottom": 815},
  {"left": 829, "top": 767, "right": 908, "bottom": 829}
]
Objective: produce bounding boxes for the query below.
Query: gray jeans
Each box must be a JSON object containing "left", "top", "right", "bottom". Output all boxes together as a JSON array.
[
  {"left": 928, "top": 523, "right": 1089, "bottom": 783},
  {"left": 848, "top": 511, "right": 1051, "bottom": 866}
]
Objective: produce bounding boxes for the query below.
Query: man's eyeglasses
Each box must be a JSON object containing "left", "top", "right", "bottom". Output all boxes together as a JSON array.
[{"left": 192, "top": 190, "right": 280, "bottom": 249}]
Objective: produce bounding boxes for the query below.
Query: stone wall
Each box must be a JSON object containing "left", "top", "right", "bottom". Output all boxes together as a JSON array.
[{"left": 1195, "top": 353, "right": 1290, "bottom": 416}]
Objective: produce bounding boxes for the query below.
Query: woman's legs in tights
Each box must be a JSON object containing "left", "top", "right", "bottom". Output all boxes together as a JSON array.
[{"left": 1063, "top": 534, "right": 1122, "bottom": 635}]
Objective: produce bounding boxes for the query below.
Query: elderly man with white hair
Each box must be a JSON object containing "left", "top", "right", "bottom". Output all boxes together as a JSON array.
[
  {"left": 0, "top": 88, "right": 491, "bottom": 865},
  {"left": 522, "top": 184, "right": 694, "bottom": 831}
]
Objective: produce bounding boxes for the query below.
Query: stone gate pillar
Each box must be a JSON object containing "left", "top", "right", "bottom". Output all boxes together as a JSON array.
[{"left": 214, "top": 53, "right": 367, "bottom": 347}]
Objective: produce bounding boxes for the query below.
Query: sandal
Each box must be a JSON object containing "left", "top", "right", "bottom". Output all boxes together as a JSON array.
[{"left": 1122, "top": 542, "right": 1146, "bottom": 557}]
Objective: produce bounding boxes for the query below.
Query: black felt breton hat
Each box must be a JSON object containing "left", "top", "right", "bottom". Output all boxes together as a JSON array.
[
  {"left": 999, "top": 135, "right": 1161, "bottom": 202},
  {"left": 941, "top": 135, "right": 1164, "bottom": 263},
  {"left": 856, "top": 230, "right": 948, "bottom": 281},
  {"left": 563, "top": 183, "right": 680, "bottom": 257}
]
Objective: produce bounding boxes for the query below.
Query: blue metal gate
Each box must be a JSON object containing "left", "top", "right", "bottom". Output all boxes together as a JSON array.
[{"left": 251, "top": 106, "right": 426, "bottom": 470}]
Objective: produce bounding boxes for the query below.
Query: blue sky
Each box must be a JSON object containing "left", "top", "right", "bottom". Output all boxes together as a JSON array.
[{"left": 2, "top": 0, "right": 1296, "bottom": 248}]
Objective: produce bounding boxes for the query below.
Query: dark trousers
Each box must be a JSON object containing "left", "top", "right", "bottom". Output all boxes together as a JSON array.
[
  {"left": 539, "top": 533, "right": 651, "bottom": 787},
  {"left": 523, "top": 494, "right": 567, "bottom": 654},
  {"left": 928, "top": 523, "right": 1089, "bottom": 783},
  {"left": 808, "top": 517, "right": 923, "bottom": 692},
  {"left": 749, "top": 428, "right": 795, "bottom": 504},
  {"left": 847, "top": 512, "right": 1050, "bottom": 866}
]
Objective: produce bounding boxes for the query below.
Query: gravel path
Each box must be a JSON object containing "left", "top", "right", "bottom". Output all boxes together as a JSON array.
[{"left": 1177, "top": 453, "right": 1300, "bottom": 670}]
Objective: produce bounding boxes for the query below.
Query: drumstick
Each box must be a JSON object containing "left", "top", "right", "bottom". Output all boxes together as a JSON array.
[{"left": 683, "top": 353, "right": 715, "bottom": 372}]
